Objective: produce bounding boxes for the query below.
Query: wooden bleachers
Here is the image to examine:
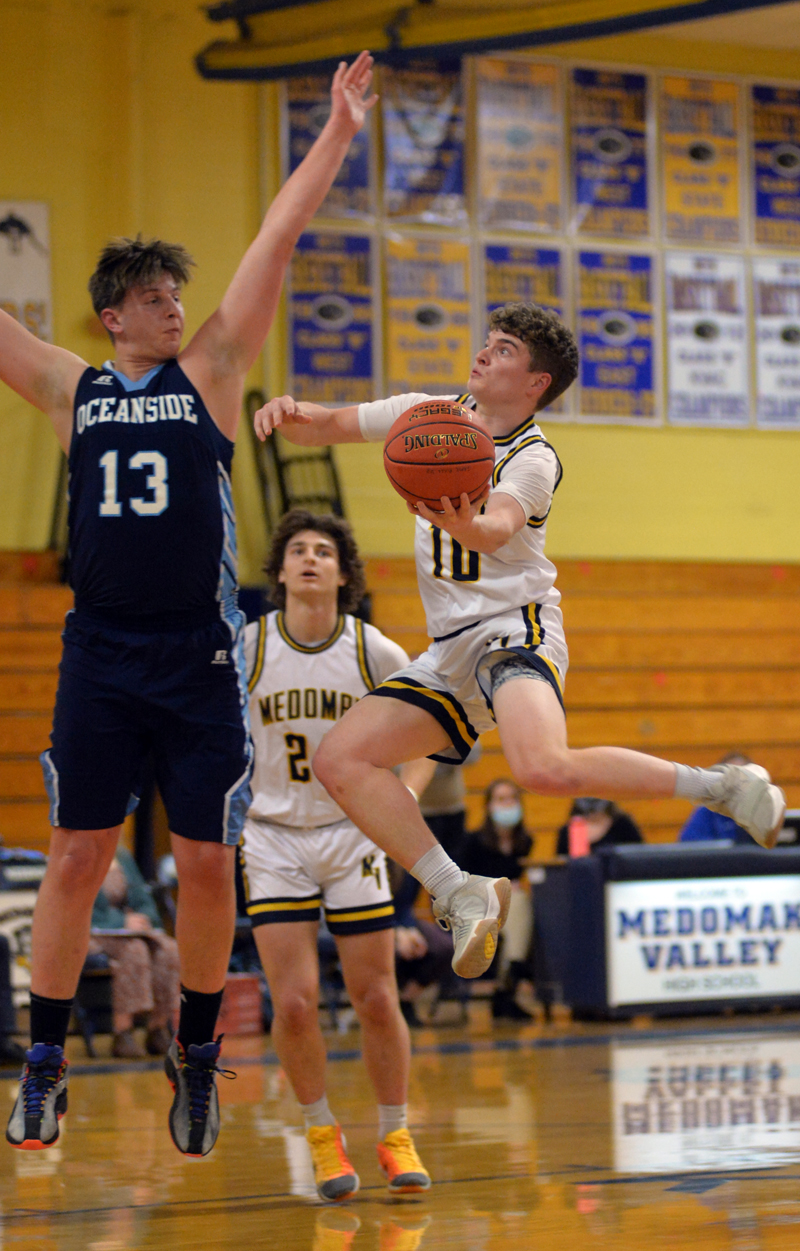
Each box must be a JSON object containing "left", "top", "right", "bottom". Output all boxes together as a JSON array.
[
  {"left": 1, "top": 553, "right": 799, "bottom": 861},
  {"left": 364, "top": 557, "right": 800, "bottom": 857},
  {"left": 0, "top": 554, "right": 70, "bottom": 856}
]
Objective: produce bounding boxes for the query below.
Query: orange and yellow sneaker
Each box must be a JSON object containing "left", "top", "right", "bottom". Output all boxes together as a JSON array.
[
  {"left": 313, "top": 1209, "right": 361, "bottom": 1251},
  {"left": 376, "top": 1128, "right": 431, "bottom": 1195},
  {"left": 379, "top": 1214, "right": 432, "bottom": 1251},
  {"left": 306, "top": 1124, "right": 360, "bottom": 1202}
]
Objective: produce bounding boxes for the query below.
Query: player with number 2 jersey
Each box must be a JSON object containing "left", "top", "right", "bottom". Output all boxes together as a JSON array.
[{"left": 241, "top": 511, "right": 431, "bottom": 1201}]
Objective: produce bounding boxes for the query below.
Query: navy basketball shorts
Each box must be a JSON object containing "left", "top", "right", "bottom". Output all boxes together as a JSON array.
[{"left": 41, "top": 611, "right": 253, "bottom": 844}]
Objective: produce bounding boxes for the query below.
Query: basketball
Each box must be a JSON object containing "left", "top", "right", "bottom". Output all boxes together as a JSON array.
[{"left": 383, "top": 400, "right": 495, "bottom": 511}]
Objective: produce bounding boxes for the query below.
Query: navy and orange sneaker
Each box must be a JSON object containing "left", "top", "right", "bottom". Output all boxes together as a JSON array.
[
  {"left": 165, "top": 1036, "right": 234, "bottom": 1157},
  {"left": 306, "top": 1124, "right": 360, "bottom": 1201},
  {"left": 6, "top": 1043, "right": 68, "bottom": 1150}
]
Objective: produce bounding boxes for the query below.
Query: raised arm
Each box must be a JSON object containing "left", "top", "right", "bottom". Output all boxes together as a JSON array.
[
  {"left": 182, "top": 53, "right": 376, "bottom": 435},
  {"left": 0, "top": 309, "right": 87, "bottom": 452}
]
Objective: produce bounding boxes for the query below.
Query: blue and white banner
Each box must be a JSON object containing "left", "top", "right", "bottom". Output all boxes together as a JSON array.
[
  {"left": 607, "top": 875, "right": 800, "bottom": 1007},
  {"left": 382, "top": 62, "right": 466, "bottom": 225},
  {"left": 288, "top": 233, "right": 374, "bottom": 405},
  {"left": 754, "top": 255, "right": 800, "bottom": 429},
  {"left": 752, "top": 84, "right": 800, "bottom": 248},
  {"left": 577, "top": 250, "right": 656, "bottom": 421},
  {"left": 287, "top": 77, "right": 372, "bottom": 219},
  {"left": 571, "top": 69, "right": 649, "bottom": 238},
  {"left": 666, "top": 251, "right": 749, "bottom": 427}
]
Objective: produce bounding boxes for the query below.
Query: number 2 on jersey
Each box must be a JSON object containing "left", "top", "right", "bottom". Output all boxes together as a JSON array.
[
  {"left": 98, "top": 450, "right": 169, "bottom": 517},
  {"left": 284, "top": 733, "right": 311, "bottom": 783}
]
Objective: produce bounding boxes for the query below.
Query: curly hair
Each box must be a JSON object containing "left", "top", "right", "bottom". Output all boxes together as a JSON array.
[
  {"left": 488, "top": 302, "right": 579, "bottom": 410},
  {"left": 265, "top": 510, "right": 367, "bottom": 614},
  {"left": 88, "top": 236, "right": 195, "bottom": 321}
]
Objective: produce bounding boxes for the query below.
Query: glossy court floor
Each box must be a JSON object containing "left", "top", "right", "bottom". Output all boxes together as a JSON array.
[{"left": 3, "top": 1009, "right": 800, "bottom": 1251}]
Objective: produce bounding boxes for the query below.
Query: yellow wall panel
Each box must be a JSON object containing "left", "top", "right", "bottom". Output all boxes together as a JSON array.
[{"left": 0, "top": 0, "right": 262, "bottom": 570}]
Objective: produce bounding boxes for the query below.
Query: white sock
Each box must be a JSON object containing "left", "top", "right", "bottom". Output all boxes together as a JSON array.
[
  {"left": 379, "top": 1103, "right": 408, "bottom": 1138},
  {"left": 411, "top": 845, "right": 465, "bottom": 900},
  {"left": 300, "top": 1094, "right": 336, "bottom": 1129},
  {"left": 673, "top": 763, "right": 726, "bottom": 803}
]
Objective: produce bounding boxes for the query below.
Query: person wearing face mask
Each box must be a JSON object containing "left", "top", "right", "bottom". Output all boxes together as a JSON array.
[
  {"left": 555, "top": 797, "right": 643, "bottom": 855},
  {"left": 462, "top": 780, "right": 534, "bottom": 1020}
]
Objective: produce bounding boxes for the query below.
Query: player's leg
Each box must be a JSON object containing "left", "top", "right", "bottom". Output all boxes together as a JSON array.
[
  {"left": 153, "top": 619, "right": 252, "bottom": 1158},
  {"left": 493, "top": 671, "right": 785, "bottom": 845},
  {"left": 314, "top": 694, "right": 511, "bottom": 979},
  {"left": 8, "top": 631, "right": 146, "bottom": 1152},
  {"left": 255, "top": 921, "right": 360, "bottom": 1201},
  {"left": 313, "top": 694, "right": 451, "bottom": 870},
  {"left": 5, "top": 825, "right": 121, "bottom": 1151},
  {"left": 336, "top": 930, "right": 430, "bottom": 1194},
  {"left": 254, "top": 921, "right": 327, "bottom": 1104}
]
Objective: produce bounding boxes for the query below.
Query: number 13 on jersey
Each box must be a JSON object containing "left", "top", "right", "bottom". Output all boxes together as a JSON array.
[{"left": 99, "top": 450, "right": 169, "bottom": 517}]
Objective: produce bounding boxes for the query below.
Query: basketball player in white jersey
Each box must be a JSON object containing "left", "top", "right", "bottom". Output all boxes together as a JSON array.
[
  {"left": 242, "top": 510, "right": 430, "bottom": 1202},
  {"left": 252, "top": 303, "right": 786, "bottom": 978}
]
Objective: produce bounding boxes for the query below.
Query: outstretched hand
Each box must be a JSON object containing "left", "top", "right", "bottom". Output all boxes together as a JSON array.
[
  {"left": 253, "top": 394, "right": 313, "bottom": 441},
  {"left": 328, "top": 51, "right": 378, "bottom": 137}
]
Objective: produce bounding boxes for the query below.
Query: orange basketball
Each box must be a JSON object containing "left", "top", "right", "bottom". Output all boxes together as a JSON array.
[{"left": 383, "top": 400, "right": 495, "bottom": 512}]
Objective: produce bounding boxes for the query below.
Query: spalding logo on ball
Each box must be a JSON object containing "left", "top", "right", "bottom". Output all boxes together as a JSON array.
[{"left": 383, "top": 400, "right": 494, "bottom": 511}]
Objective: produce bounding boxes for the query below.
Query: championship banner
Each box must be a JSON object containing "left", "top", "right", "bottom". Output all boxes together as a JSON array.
[
  {"left": 576, "top": 251, "right": 656, "bottom": 422},
  {"left": 382, "top": 62, "right": 466, "bottom": 225},
  {"left": 570, "top": 69, "right": 649, "bottom": 238},
  {"left": 386, "top": 235, "right": 471, "bottom": 395},
  {"left": 606, "top": 875, "right": 800, "bottom": 1007},
  {"left": 0, "top": 201, "right": 51, "bottom": 342},
  {"left": 286, "top": 77, "right": 372, "bottom": 219},
  {"left": 288, "top": 233, "right": 374, "bottom": 405},
  {"left": 665, "top": 251, "right": 749, "bottom": 427},
  {"left": 612, "top": 1035, "right": 800, "bottom": 1174},
  {"left": 752, "top": 85, "right": 800, "bottom": 247},
  {"left": 476, "top": 59, "right": 562, "bottom": 233},
  {"left": 484, "top": 243, "right": 568, "bottom": 414},
  {"left": 661, "top": 76, "right": 741, "bottom": 244},
  {"left": 753, "top": 256, "right": 800, "bottom": 430}
]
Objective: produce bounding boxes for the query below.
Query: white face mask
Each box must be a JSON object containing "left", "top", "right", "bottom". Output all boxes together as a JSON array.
[{"left": 490, "top": 802, "right": 523, "bottom": 828}]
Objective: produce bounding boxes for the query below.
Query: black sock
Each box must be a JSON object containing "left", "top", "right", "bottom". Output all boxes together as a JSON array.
[
  {"left": 177, "top": 985, "right": 224, "bottom": 1051},
  {"left": 30, "top": 992, "right": 73, "bottom": 1049}
]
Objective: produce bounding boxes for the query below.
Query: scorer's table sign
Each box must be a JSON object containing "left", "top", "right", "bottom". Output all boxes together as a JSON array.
[{"left": 606, "top": 875, "right": 800, "bottom": 1007}]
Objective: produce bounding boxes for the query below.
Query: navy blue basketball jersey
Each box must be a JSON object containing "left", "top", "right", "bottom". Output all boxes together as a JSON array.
[{"left": 68, "top": 359, "right": 237, "bottom": 628}]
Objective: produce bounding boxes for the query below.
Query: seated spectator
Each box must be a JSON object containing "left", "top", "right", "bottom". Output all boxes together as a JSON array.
[
  {"left": 0, "top": 935, "right": 25, "bottom": 1065},
  {"left": 90, "top": 844, "right": 180, "bottom": 1058},
  {"left": 389, "top": 861, "right": 455, "bottom": 1027},
  {"left": 462, "top": 780, "right": 534, "bottom": 1021},
  {"left": 679, "top": 752, "right": 760, "bottom": 845},
  {"left": 556, "top": 798, "right": 643, "bottom": 855}
]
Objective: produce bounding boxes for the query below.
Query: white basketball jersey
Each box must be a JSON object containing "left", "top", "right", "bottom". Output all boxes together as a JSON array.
[
  {"left": 358, "top": 392, "right": 564, "bottom": 639},
  {"left": 244, "top": 612, "right": 408, "bottom": 829}
]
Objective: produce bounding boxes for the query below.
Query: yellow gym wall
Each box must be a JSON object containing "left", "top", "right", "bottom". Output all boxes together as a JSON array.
[
  {"left": 2, "top": 7, "right": 800, "bottom": 572},
  {"left": 0, "top": 0, "right": 267, "bottom": 576}
]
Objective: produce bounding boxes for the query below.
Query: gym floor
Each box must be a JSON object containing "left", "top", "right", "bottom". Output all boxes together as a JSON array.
[{"left": 2, "top": 1009, "right": 800, "bottom": 1250}]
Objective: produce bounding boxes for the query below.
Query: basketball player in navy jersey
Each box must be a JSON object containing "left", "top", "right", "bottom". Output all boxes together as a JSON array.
[{"left": 0, "top": 53, "right": 376, "bottom": 1157}]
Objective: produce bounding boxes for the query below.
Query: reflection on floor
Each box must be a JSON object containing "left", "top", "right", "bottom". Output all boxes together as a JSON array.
[{"left": 4, "top": 1009, "right": 800, "bottom": 1249}]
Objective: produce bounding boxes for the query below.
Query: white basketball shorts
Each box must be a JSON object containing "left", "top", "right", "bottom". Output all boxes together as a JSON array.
[{"left": 241, "top": 815, "right": 394, "bottom": 935}]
